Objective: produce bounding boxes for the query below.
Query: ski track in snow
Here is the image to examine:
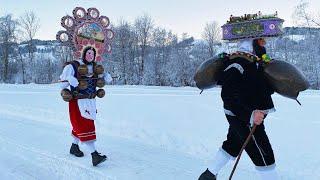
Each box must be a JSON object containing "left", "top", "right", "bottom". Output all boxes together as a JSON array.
[
  {"left": 0, "top": 113, "right": 202, "bottom": 180},
  {"left": 0, "top": 84, "right": 320, "bottom": 180}
]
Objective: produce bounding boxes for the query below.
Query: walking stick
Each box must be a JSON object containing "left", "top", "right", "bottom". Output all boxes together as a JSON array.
[{"left": 228, "top": 124, "right": 257, "bottom": 180}]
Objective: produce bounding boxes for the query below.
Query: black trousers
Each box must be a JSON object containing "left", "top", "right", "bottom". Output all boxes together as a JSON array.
[{"left": 222, "top": 115, "right": 275, "bottom": 167}]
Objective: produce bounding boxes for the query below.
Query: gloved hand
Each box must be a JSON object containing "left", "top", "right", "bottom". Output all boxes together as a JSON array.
[
  {"left": 218, "top": 52, "right": 228, "bottom": 59},
  {"left": 253, "top": 110, "right": 265, "bottom": 125},
  {"left": 262, "top": 54, "right": 272, "bottom": 63}
]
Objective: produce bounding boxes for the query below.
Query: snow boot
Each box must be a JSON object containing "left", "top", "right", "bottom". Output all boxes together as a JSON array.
[
  {"left": 91, "top": 151, "right": 107, "bottom": 166},
  {"left": 70, "top": 143, "right": 84, "bottom": 157},
  {"left": 198, "top": 169, "right": 216, "bottom": 180}
]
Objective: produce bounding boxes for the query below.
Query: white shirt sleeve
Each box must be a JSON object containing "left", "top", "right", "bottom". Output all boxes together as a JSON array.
[
  {"left": 98, "top": 72, "right": 113, "bottom": 83},
  {"left": 104, "top": 72, "right": 113, "bottom": 83},
  {"left": 59, "top": 64, "right": 79, "bottom": 88}
]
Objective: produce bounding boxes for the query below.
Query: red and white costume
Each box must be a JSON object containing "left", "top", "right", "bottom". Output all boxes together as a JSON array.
[{"left": 60, "top": 60, "right": 112, "bottom": 142}]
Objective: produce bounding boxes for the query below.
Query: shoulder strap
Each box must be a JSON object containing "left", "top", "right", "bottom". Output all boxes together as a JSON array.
[
  {"left": 63, "top": 61, "right": 71, "bottom": 68},
  {"left": 69, "top": 61, "right": 80, "bottom": 79},
  {"left": 229, "top": 51, "right": 258, "bottom": 62}
]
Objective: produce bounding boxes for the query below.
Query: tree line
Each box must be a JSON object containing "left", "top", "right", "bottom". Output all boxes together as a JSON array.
[{"left": 1, "top": 1, "right": 320, "bottom": 89}]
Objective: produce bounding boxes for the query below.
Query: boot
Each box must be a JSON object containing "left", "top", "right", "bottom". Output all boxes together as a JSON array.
[
  {"left": 91, "top": 151, "right": 107, "bottom": 166},
  {"left": 198, "top": 169, "right": 216, "bottom": 180},
  {"left": 70, "top": 143, "right": 84, "bottom": 157}
]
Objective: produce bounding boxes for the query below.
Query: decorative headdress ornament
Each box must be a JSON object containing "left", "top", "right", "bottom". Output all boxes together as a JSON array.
[
  {"left": 56, "top": 7, "right": 114, "bottom": 61},
  {"left": 222, "top": 11, "right": 284, "bottom": 41}
]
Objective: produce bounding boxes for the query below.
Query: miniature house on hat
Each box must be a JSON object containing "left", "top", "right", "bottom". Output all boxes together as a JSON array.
[{"left": 222, "top": 12, "right": 284, "bottom": 41}]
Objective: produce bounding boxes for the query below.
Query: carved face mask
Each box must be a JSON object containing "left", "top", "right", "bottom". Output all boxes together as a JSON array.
[
  {"left": 257, "top": 38, "right": 266, "bottom": 47},
  {"left": 253, "top": 38, "right": 267, "bottom": 58},
  {"left": 85, "top": 49, "right": 95, "bottom": 62}
]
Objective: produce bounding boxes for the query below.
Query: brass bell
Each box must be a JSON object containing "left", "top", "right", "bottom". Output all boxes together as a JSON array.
[
  {"left": 61, "top": 89, "right": 73, "bottom": 102},
  {"left": 73, "top": 90, "right": 79, "bottom": 97},
  {"left": 96, "top": 78, "right": 105, "bottom": 88},
  {"left": 78, "top": 80, "right": 88, "bottom": 90},
  {"left": 78, "top": 64, "right": 88, "bottom": 76},
  {"left": 96, "top": 89, "right": 105, "bottom": 98},
  {"left": 94, "top": 64, "right": 104, "bottom": 75}
]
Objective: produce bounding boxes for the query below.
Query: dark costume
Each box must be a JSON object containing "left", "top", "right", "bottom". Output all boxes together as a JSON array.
[
  {"left": 220, "top": 57, "right": 276, "bottom": 167},
  {"left": 197, "top": 12, "right": 308, "bottom": 180}
]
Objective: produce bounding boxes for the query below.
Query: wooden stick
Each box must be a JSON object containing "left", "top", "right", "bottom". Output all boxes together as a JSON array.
[
  {"left": 229, "top": 124, "right": 257, "bottom": 180},
  {"left": 52, "top": 76, "right": 120, "bottom": 84}
]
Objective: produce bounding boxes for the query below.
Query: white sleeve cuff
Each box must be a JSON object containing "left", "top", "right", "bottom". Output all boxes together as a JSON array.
[
  {"left": 59, "top": 82, "right": 70, "bottom": 89},
  {"left": 104, "top": 72, "right": 113, "bottom": 83},
  {"left": 67, "top": 76, "right": 79, "bottom": 87},
  {"left": 250, "top": 111, "right": 255, "bottom": 126}
]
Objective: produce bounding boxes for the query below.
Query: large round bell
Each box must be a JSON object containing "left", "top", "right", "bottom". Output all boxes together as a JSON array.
[
  {"left": 96, "top": 89, "right": 105, "bottom": 98},
  {"left": 78, "top": 80, "right": 88, "bottom": 90},
  {"left": 94, "top": 65, "right": 104, "bottom": 75},
  {"left": 194, "top": 56, "right": 225, "bottom": 90},
  {"left": 263, "top": 60, "right": 310, "bottom": 100},
  {"left": 96, "top": 78, "right": 105, "bottom": 88},
  {"left": 61, "top": 89, "right": 73, "bottom": 102},
  {"left": 78, "top": 64, "right": 88, "bottom": 76}
]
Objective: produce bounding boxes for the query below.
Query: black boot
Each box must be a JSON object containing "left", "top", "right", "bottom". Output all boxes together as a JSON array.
[
  {"left": 91, "top": 151, "right": 107, "bottom": 166},
  {"left": 198, "top": 169, "right": 216, "bottom": 180},
  {"left": 70, "top": 143, "right": 84, "bottom": 157}
]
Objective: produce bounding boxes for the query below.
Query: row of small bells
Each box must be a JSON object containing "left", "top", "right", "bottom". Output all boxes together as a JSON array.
[{"left": 61, "top": 64, "right": 106, "bottom": 102}]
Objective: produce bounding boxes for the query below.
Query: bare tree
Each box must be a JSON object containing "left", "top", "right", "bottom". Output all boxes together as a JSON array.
[
  {"left": 151, "top": 27, "right": 167, "bottom": 85},
  {"left": 292, "top": 0, "right": 320, "bottom": 27},
  {"left": 116, "top": 19, "right": 133, "bottom": 84},
  {"left": 0, "top": 14, "right": 17, "bottom": 82},
  {"left": 54, "top": 45, "right": 73, "bottom": 64},
  {"left": 134, "top": 14, "right": 154, "bottom": 83},
  {"left": 18, "top": 11, "right": 40, "bottom": 83},
  {"left": 19, "top": 11, "right": 40, "bottom": 60},
  {"left": 202, "top": 21, "right": 220, "bottom": 57},
  {"left": 16, "top": 46, "right": 27, "bottom": 83}
]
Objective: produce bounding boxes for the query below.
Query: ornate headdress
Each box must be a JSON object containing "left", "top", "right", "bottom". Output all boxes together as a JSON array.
[
  {"left": 56, "top": 7, "right": 114, "bottom": 61},
  {"left": 222, "top": 11, "right": 284, "bottom": 41}
]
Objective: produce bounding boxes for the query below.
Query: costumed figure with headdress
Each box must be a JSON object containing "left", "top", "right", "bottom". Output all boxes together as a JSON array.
[
  {"left": 196, "top": 12, "right": 309, "bottom": 179},
  {"left": 57, "top": 7, "right": 114, "bottom": 166}
]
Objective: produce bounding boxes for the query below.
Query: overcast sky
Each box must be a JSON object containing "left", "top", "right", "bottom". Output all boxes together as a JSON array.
[{"left": 1, "top": 0, "right": 320, "bottom": 40}]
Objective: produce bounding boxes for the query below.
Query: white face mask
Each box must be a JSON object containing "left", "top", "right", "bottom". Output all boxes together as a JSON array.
[{"left": 85, "top": 49, "right": 95, "bottom": 62}]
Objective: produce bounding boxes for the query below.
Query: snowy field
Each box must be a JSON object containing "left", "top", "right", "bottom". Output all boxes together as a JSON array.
[{"left": 0, "top": 84, "right": 319, "bottom": 180}]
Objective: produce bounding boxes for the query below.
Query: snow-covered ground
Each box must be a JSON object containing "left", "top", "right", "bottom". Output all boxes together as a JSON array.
[{"left": 0, "top": 84, "right": 319, "bottom": 180}]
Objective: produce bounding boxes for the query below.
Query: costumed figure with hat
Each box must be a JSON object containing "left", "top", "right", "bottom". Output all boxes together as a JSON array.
[
  {"left": 196, "top": 12, "right": 309, "bottom": 179},
  {"left": 57, "top": 7, "right": 114, "bottom": 166}
]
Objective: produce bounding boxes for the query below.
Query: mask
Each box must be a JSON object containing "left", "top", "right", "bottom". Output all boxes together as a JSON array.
[{"left": 85, "top": 49, "right": 95, "bottom": 62}]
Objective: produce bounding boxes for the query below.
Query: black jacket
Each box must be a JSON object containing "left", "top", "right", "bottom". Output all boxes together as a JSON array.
[{"left": 219, "top": 57, "right": 275, "bottom": 124}]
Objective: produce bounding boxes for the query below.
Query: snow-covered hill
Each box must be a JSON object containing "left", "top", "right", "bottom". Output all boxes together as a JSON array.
[{"left": 0, "top": 84, "right": 319, "bottom": 180}]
